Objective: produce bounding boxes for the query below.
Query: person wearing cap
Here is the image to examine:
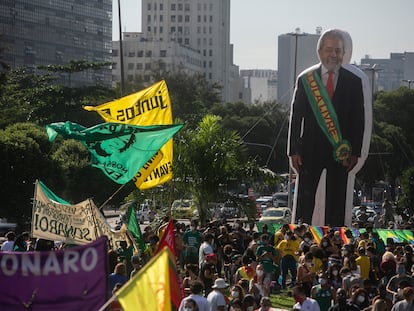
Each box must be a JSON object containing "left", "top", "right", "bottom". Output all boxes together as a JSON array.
[
  {"left": 207, "top": 278, "right": 229, "bottom": 311},
  {"left": 178, "top": 280, "right": 210, "bottom": 311},
  {"left": 199, "top": 233, "right": 215, "bottom": 269},
  {"left": 293, "top": 285, "right": 321, "bottom": 311}
]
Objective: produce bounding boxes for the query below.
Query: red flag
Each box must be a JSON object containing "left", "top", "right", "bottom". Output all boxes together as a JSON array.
[{"left": 155, "top": 219, "right": 176, "bottom": 256}]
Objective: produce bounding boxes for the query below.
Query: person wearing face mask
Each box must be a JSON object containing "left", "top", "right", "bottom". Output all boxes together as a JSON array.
[
  {"left": 372, "top": 284, "right": 393, "bottom": 311},
  {"left": 227, "top": 284, "right": 244, "bottom": 311},
  {"left": 327, "top": 288, "right": 351, "bottom": 311},
  {"left": 182, "top": 298, "right": 199, "bottom": 311},
  {"left": 297, "top": 252, "right": 317, "bottom": 297},
  {"left": 242, "top": 294, "right": 257, "bottom": 311},
  {"left": 299, "top": 231, "right": 315, "bottom": 254},
  {"left": 386, "top": 260, "right": 414, "bottom": 303},
  {"left": 348, "top": 288, "right": 369, "bottom": 310},
  {"left": 256, "top": 234, "right": 279, "bottom": 292},
  {"left": 179, "top": 281, "right": 210, "bottom": 311},
  {"left": 207, "top": 278, "right": 229, "bottom": 311},
  {"left": 249, "top": 264, "right": 268, "bottom": 304},
  {"left": 293, "top": 285, "right": 321, "bottom": 311},
  {"left": 328, "top": 264, "right": 342, "bottom": 290},
  {"left": 183, "top": 220, "right": 203, "bottom": 266},
  {"left": 277, "top": 230, "right": 301, "bottom": 289},
  {"left": 311, "top": 272, "right": 336, "bottom": 311}
]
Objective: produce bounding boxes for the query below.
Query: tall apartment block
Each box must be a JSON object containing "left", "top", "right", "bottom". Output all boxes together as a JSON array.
[
  {"left": 0, "top": 0, "right": 112, "bottom": 87},
  {"left": 112, "top": 0, "right": 240, "bottom": 103},
  {"left": 277, "top": 29, "right": 320, "bottom": 106}
]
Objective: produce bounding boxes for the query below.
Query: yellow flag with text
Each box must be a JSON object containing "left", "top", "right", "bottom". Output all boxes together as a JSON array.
[
  {"left": 115, "top": 247, "right": 172, "bottom": 311},
  {"left": 84, "top": 80, "right": 173, "bottom": 189}
]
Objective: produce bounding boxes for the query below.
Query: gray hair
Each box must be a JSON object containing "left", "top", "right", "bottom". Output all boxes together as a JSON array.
[{"left": 317, "top": 29, "right": 346, "bottom": 52}]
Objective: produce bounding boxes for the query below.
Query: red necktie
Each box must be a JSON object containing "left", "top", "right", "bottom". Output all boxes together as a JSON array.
[{"left": 326, "top": 71, "right": 334, "bottom": 99}]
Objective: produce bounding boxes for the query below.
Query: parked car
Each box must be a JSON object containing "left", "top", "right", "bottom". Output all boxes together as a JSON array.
[
  {"left": 171, "top": 199, "right": 196, "bottom": 219},
  {"left": 136, "top": 203, "right": 156, "bottom": 224},
  {"left": 258, "top": 207, "right": 292, "bottom": 225},
  {"left": 219, "top": 200, "right": 243, "bottom": 218},
  {"left": 273, "top": 192, "right": 289, "bottom": 207}
]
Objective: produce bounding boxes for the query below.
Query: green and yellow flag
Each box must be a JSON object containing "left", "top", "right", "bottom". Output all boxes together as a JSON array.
[
  {"left": 84, "top": 80, "right": 174, "bottom": 189},
  {"left": 46, "top": 121, "right": 182, "bottom": 185}
]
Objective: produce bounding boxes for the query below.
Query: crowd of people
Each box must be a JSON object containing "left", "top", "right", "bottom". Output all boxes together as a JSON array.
[{"left": 3, "top": 213, "right": 414, "bottom": 311}]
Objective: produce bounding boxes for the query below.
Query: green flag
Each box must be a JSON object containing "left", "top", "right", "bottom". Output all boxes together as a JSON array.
[
  {"left": 46, "top": 121, "right": 183, "bottom": 184},
  {"left": 127, "top": 204, "right": 148, "bottom": 254}
]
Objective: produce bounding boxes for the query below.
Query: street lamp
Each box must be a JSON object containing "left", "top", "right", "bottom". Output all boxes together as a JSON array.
[
  {"left": 286, "top": 29, "right": 307, "bottom": 211},
  {"left": 403, "top": 79, "right": 414, "bottom": 89}
]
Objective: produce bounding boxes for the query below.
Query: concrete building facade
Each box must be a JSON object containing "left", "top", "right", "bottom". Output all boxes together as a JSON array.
[
  {"left": 240, "top": 69, "right": 277, "bottom": 104},
  {"left": 0, "top": 0, "right": 113, "bottom": 87},
  {"left": 112, "top": 0, "right": 239, "bottom": 102},
  {"left": 277, "top": 30, "right": 321, "bottom": 106}
]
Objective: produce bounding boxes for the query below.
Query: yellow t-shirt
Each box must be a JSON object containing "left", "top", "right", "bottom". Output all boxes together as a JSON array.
[
  {"left": 277, "top": 239, "right": 301, "bottom": 259},
  {"left": 355, "top": 255, "right": 371, "bottom": 279}
]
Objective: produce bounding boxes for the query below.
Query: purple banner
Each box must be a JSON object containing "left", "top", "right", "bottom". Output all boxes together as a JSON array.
[{"left": 0, "top": 236, "right": 108, "bottom": 311}]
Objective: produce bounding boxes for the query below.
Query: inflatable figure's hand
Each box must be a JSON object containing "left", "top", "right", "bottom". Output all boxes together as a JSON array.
[{"left": 291, "top": 154, "right": 302, "bottom": 173}]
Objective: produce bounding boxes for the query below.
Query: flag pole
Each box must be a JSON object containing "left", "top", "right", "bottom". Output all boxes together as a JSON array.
[{"left": 98, "top": 183, "right": 127, "bottom": 211}]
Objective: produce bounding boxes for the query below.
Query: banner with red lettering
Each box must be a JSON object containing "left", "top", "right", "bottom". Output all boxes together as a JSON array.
[{"left": 0, "top": 236, "right": 108, "bottom": 311}]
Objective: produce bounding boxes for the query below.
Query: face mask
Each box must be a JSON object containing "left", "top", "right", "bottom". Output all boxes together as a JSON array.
[
  {"left": 190, "top": 226, "right": 196, "bottom": 230},
  {"left": 322, "top": 241, "right": 328, "bottom": 247},
  {"left": 231, "top": 291, "right": 239, "bottom": 298},
  {"left": 357, "top": 295, "right": 365, "bottom": 303},
  {"left": 284, "top": 234, "right": 289, "bottom": 240},
  {"left": 306, "top": 262, "right": 312, "bottom": 268},
  {"left": 184, "top": 308, "right": 193, "bottom": 311},
  {"left": 398, "top": 267, "right": 405, "bottom": 274},
  {"left": 398, "top": 288, "right": 404, "bottom": 296},
  {"left": 343, "top": 250, "right": 348, "bottom": 255},
  {"left": 332, "top": 270, "right": 338, "bottom": 276},
  {"left": 256, "top": 270, "right": 264, "bottom": 277},
  {"left": 304, "top": 237, "right": 310, "bottom": 242},
  {"left": 319, "top": 278, "right": 326, "bottom": 285},
  {"left": 246, "top": 307, "right": 254, "bottom": 311}
]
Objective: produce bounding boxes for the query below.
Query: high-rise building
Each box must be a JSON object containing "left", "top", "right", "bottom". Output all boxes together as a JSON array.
[
  {"left": 240, "top": 69, "right": 277, "bottom": 104},
  {"left": 277, "top": 29, "right": 320, "bottom": 106},
  {"left": 112, "top": 0, "right": 239, "bottom": 102},
  {"left": 361, "top": 52, "right": 414, "bottom": 91},
  {"left": 0, "top": 0, "right": 112, "bottom": 87}
]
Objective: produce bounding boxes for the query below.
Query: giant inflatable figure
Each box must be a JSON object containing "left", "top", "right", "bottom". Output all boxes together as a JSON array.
[{"left": 288, "top": 29, "right": 372, "bottom": 227}]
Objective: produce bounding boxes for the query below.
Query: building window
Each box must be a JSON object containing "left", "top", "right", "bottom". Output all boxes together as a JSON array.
[
  {"left": 209, "top": 73, "right": 212, "bottom": 79},
  {"left": 160, "top": 50, "right": 167, "bottom": 57},
  {"left": 147, "top": 3, "right": 151, "bottom": 10},
  {"left": 112, "top": 63, "right": 117, "bottom": 69},
  {"left": 198, "top": 15, "right": 201, "bottom": 23},
  {"left": 178, "top": 15, "right": 182, "bottom": 22},
  {"left": 209, "top": 61, "right": 212, "bottom": 68},
  {"left": 145, "top": 63, "right": 151, "bottom": 70},
  {"left": 171, "top": 26, "right": 176, "bottom": 33},
  {"left": 178, "top": 3, "right": 183, "bottom": 10},
  {"left": 128, "top": 52, "right": 135, "bottom": 57},
  {"left": 171, "top": 15, "right": 176, "bottom": 22},
  {"left": 184, "top": 38, "right": 189, "bottom": 45},
  {"left": 136, "top": 63, "right": 142, "bottom": 69},
  {"left": 171, "top": 3, "right": 176, "bottom": 10},
  {"left": 128, "top": 63, "right": 134, "bottom": 70},
  {"left": 112, "top": 49, "right": 119, "bottom": 56},
  {"left": 210, "top": 15, "right": 213, "bottom": 22},
  {"left": 185, "top": 3, "right": 190, "bottom": 11},
  {"left": 138, "top": 51, "right": 144, "bottom": 57},
  {"left": 160, "top": 15, "right": 163, "bottom": 22},
  {"left": 147, "top": 26, "right": 151, "bottom": 32},
  {"left": 185, "top": 15, "right": 190, "bottom": 22},
  {"left": 209, "top": 38, "right": 213, "bottom": 46},
  {"left": 177, "top": 38, "right": 182, "bottom": 44},
  {"left": 160, "top": 26, "right": 163, "bottom": 33},
  {"left": 147, "top": 15, "right": 151, "bottom": 22},
  {"left": 160, "top": 3, "right": 163, "bottom": 10},
  {"left": 209, "top": 50, "right": 213, "bottom": 56},
  {"left": 178, "top": 26, "right": 182, "bottom": 33},
  {"left": 145, "top": 50, "right": 152, "bottom": 57},
  {"left": 127, "top": 75, "right": 134, "bottom": 81}
]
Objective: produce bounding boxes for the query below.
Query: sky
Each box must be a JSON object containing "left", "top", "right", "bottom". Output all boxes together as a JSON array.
[{"left": 112, "top": 0, "right": 414, "bottom": 70}]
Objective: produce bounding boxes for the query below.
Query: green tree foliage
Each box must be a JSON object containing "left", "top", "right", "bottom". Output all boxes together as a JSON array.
[
  {"left": 0, "top": 123, "right": 62, "bottom": 224},
  {"left": 175, "top": 115, "right": 246, "bottom": 223}
]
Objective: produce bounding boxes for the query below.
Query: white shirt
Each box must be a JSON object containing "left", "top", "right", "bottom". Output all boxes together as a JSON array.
[
  {"left": 293, "top": 298, "right": 321, "bottom": 311},
  {"left": 1, "top": 240, "right": 14, "bottom": 252},
  {"left": 207, "top": 290, "right": 226, "bottom": 311},
  {"left": 178, "top": 294, "right": 210, "bottom": 311},
  {"left": 199, "top": 241, "right": 213, "bottom": 267}
]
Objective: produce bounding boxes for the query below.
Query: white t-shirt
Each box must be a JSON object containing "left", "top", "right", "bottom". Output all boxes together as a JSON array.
[
  {"left": 293, "top": 298, "right": 321, "bottom": 311},
  {"left": 1, "top": 240, "right": 14, "bottom": 252},
  {"left": 178, "top": 294, "right": 210, "bottom": 311},
  {"left": 199, "top": 241, "right": 213, "bottom": 267},
  {"left": 207, "top": 290, "right": 226, "bottom": 311}
]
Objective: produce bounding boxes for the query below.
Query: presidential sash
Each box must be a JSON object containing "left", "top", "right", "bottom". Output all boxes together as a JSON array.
[{"left": 301, "top": 70, "right": 351, "bottom": 162}]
